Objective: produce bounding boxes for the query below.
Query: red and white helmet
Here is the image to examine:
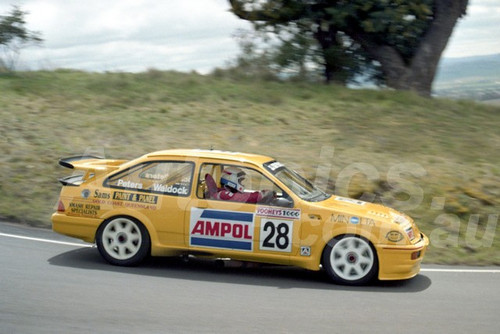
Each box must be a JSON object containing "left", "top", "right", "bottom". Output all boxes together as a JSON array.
[{"left": 221, "top": 167, "right": 246, "bottom": 192}]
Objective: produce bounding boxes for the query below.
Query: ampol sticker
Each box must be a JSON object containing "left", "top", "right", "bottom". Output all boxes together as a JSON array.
[{"left": 190, "top": 208, "right": 254, "bottom": 251}]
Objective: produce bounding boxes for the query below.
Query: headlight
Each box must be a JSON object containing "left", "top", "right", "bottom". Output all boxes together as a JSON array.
[{"left": 392, "top": 213, "right": 416, "bottom": 241}]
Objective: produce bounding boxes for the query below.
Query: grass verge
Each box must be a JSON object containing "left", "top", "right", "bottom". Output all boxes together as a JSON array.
[{"left": 1, "top": 69, "right": 499, "bottom": 265}]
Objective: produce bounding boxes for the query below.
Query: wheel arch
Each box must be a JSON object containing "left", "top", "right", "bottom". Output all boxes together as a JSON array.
[
  {"left": 96, "top": 215, "right": 152, "bottom": 266},
  {"left": 98, "top": 209, "right": 158, "bottom": 252},
  {"left": 319, "top": 226, "right": 381, "bottom": 265}
]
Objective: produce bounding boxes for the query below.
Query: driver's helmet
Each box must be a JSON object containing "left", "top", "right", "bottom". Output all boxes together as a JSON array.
[{"left": 220, "top": 167, "right": 246, "bottom": 192}]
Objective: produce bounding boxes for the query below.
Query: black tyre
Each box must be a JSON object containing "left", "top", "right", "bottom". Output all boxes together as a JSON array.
[
  {"left": 322, "top": 235, "right": 378, "bottom": 285},
  {"left": 96, "top": 216, "right": 150, "bottom": 266}
]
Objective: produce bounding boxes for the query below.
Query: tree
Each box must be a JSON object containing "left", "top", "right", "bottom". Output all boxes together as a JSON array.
[
  {"left": 0, "top": 5, "right": 42, "bottom": 71},
  {"left": 229, "top": 0, "right": 469, "bottom": 96},
  {"left": 256, "top": 22, "right": 373, "bottom": 85}
]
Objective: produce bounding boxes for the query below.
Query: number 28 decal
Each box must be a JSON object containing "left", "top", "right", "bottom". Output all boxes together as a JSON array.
[{"left": 259, "top": 219, "right": 293, "bottom": 252}]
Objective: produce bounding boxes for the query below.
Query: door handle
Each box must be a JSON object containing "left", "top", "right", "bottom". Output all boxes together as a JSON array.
[{"left": 308, "top": 214, "right": 322, "bottom": 220}]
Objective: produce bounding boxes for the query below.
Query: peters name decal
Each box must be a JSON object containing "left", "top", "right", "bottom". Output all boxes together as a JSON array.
[{"left": 190, "top": 208, "right": 254, "bottom": 251}]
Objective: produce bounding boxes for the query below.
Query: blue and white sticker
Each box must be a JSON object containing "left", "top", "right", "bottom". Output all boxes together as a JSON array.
[
  {"left": 190, "top": 208, "right": 254, "bottom": 251},
  {"left": 350, "top": 216, "right": 360, "bottom": 224},
  {"left": 81, "top": 189, "right": 90, "bottom": 199},
  {"left": 300, "top": 246, "right": 311, "bottom": 256}
]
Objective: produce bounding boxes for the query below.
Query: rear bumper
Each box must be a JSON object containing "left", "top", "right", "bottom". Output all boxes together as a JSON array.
[
  {"left": 51, "top": 212, "right": 100, "bottom": 243},
  {"left": 376, "top": 233, "right": 429, "bottom": 280}
]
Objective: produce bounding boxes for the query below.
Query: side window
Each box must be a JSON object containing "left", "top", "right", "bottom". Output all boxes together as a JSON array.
[
  {"left": 105, "top": 161, "right": 193, "bottom": 197},
  {"left": 239, "top": 167, "right": 278, "bottom": 193},
  {"left": 198, "top": 163, "right": 292, "bottom": 207}
]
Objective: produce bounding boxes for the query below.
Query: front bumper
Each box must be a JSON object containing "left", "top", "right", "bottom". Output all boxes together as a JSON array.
[{"left": 376, "top": 233, "right": 429, "bottom": 280}]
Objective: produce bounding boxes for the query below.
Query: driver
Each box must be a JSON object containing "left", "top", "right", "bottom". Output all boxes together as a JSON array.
[{"left": 215, "top": 167, "right": 273, "bottom": 203}]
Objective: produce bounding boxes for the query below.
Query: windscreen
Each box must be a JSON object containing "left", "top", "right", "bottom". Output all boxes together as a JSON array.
[{"left": 263, "top": 161, "right": 330, "bottom": 202}]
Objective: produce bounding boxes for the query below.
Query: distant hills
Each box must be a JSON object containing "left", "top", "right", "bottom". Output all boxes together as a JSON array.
[{"left": 433, "top": 53, "right": 500, "bottom": 102}]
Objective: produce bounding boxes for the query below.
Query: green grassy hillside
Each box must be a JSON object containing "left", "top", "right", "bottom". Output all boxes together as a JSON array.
[{"left": 1, "top": 70, "right": 499, "bottom": 264}]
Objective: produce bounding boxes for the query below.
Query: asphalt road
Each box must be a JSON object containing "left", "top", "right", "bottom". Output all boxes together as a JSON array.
[{"left": 1, "top": 222, "right": 499, "bottom": 334}]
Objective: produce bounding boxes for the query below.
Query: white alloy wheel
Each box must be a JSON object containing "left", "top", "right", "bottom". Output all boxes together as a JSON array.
[
  {"left": 96, "top": 217, "right": 150, "bottom": 266},
  {"left": 323, "top": 235, "right": 377, "bottom": 285}
]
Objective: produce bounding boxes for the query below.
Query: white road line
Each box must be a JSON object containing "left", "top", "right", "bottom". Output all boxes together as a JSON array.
[
  {"left": 0, "top": 232, "right": 94, "bottom": 248},
  {"left": 1, "top": 231, "right": 500, "bottom": 273},
  {"left": 421, "top": 268, "right": 500, "bottom": 273}
]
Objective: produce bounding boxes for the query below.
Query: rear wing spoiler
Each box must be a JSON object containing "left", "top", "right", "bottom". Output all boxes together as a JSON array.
[
  {"left": 58, "top": 155, "right": 105, "bottom": 169},
  {"left": 57, "top": 155, "right": 128, "bottom": 185}
]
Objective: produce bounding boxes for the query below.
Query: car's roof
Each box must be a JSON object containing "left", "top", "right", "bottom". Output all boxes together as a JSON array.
[{"left": 144, "top": 149, "right": 275, "bottom": 165}]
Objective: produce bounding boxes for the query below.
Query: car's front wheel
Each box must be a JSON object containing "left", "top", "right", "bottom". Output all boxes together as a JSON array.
[
  {"left": 322, "top": 235, "right": 378, "bottom": 285},
  {"left": 96, "top": 216, "right": 150, "bottom": 266}
]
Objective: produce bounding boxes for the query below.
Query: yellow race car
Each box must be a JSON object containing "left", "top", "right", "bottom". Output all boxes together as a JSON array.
[{"left": 52, "top": 149, "right": 428, "bottom": 285}]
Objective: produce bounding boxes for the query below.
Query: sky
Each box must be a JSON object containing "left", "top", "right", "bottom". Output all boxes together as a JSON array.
[{"left": 1, "top": 0, "right": 499, "bottom": 73}]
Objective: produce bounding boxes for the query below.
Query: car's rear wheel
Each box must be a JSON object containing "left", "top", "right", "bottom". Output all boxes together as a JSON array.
[
  {"left": 322, "top": 235, "right": 378, "bottom": 285},
  {"left": 96, "top": 216, "right": 150, "bottom": 266}
]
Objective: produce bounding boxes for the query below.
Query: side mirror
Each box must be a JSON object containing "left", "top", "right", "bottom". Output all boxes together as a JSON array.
[{"left": 271, "top": 197, "right": 294, "bottom": 208}]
